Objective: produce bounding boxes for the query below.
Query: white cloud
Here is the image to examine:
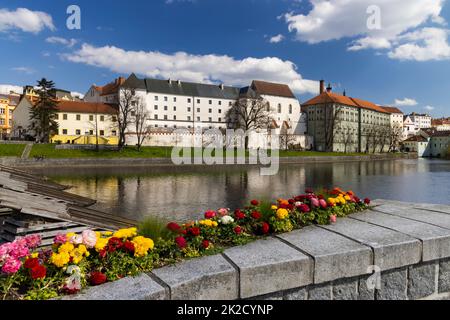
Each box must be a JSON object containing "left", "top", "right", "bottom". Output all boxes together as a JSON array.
[
  {"left": 394, "top": 98, "right": 418, "bottom": 107},
  {"left": 11, "top": 67, "right": 35, "bottom": 74},
  {"left": 388, "top": 28, "right": 450, "bottom": 61},
  {"left": 0, "top": 84, "right": 23, "bottom": 95},
  {"left": 63, "top": 43, "right": 318, "bottom": 94},
  {"left": 424, "top": 105, "right": 435, "bottom": 111},
  {"left": 269, "top": 34, "right": 285, "bottom": 43},
  {"left": 46, "top": 36, "right": 78, "bottom": 48},
  {"left": 0, "top": 8, "right": 54, "bottom": 33},
  {"left": 284, "top": 0, "right": 449, "bottom": 61}
]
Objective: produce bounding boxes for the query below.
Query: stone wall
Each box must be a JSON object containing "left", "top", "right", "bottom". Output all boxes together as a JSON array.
[{"left": 62, "top": 200, "right": 450, "bottom": 300}]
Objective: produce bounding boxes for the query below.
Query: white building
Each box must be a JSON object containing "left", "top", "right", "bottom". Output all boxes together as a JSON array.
[
  {"left": 432, "top": 119, "right": 450, "bottom": 131},
  {"left": 84, "top": 77, "right": 125, "bottom": 104},
  {"left": 381, "top": 106, "right": 404, "bottom": 127},
  {"left": 409, "top": 112, "right": 432, "bottom": 129},
  {"left": 403, "top": 115, "right": 418, "bottom": 139},
  {"left": 120, "top": 74, "right": 308, "bottom": 148}
]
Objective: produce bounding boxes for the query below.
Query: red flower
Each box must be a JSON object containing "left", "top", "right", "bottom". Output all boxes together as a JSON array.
[
  {"left": 318, "top": 195, "right": 324, "bottom": 200},
  {"left": 364, "top": 198, "right": 371, "bottom": 205},
  {"left": 167, "top": 222, "right": 181, "bottom": 232},
  {"left": 305, "top": 188, "right": 314, "bottom": 194},
  {"left": 99, "top": 249, "right": 107, "bottom": 259},
  {"left": 250, "top": 200, "right": 259, "bottom": 206},
  {"left": 107, "top": 237, "right": 123, "bottom": 252},
  {"left": 189, "top": 227, "right": 201, "bottom": 237},
  {"left": 261, "top": 222, "right": 270, "bottom": 234},
  {"left": 234, "top": 210, "right": 246, "bottom": 220},
  {"left": 90, "top": 272, "right": 107, "bottom": 286},
  {"left": 279, "top": 203, "right": 289, "bottom": 209},
  {"left": 298, "top": 204, "right": 310, "bottom": 213},
  {"left": 251, "top": 211, "right": 262, "bottom": 219},
  {"left": 234, "top": 226, "right": 243, "bottom": 235},
  {"left": 204, "top": 211, "right": 216, "bottom": 219},
  {"left": 202, "top": 240, "right": 210, "bottom": 249},
  {"left": 124, "top": 241, "right": 135, "bottom": 254},
  {"left": 175, "top": 236, "right": 187, "bottom": 249},
  {"left": 30, "top": 265, "right": 46, "bottom": 280},
  {"left": 354, "top": 196, "right": 361, "bottom": 203},
  {"left": 24, "top": 258, "right": 39, "bottom": 269}
]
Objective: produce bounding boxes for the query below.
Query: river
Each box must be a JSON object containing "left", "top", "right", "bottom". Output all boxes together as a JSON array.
[{"left": 30, "top": 158, "right": 450, "bottom": 222}]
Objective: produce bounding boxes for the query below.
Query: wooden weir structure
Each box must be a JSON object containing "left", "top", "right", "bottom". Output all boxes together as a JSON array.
[{"left": 0, "top": 165, "right": 137, "bottom": 246}]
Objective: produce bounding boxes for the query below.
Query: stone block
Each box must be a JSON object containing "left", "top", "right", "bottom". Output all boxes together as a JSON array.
[
  {"left": 152, "top": 254, "right": 238, "bottom": 300},
  {"left": 284, "top": 287, "right": 308, "bottom": 300},
  {"left": 61, "top": 274, "right": 167, "bottom": 300},
  {"left": 332, "top": 278, "right": 359, "bottom": 300},
  {"left": 350, "top": 211, "right": 450, "bottom": 261},
  {"left": 321, "top": 217, "right": 421, "bottom": 271},
  {"left": 408, "top": 262, "right": 437, "bottom": 299},
  {"left": 308, "top": 283, "right": 332, "bottom": 300},
  {"left": 439, "top": 258, "right": 450, "bottom": 293},
  {"left": 376, "top": 268, "right": 408, "bottom": 300},
  {"left": 358, "top": 275, "right": 375, "bottom": 300},
  {"left": 223, "top": 237, "right": 313, "bottom": 299},
  {"left": 278, "top": 226, "right": 372, "bottom": 284}
]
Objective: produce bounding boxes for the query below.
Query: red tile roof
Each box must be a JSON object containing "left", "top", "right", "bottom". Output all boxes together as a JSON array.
[
  {"left": 432, "top": 119, "right": 450, "bottom": 126},
  {"left": 251, "top": 80, "right": 296, "bottom": 98},
  {"left": 94, "top": 77, "right": 125, "bottom": 96},
  {"left": 381, "top": 106, "right": 403, "bottom": 114},
  {"left": 302, "top": 91, "right": 389, "bottom": 113},
  {"left": 56, "top": 101, "right": 118, "bottom": 114}
]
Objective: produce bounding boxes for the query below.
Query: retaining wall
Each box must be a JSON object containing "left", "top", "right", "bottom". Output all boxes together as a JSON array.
[{"left": 63, "top": 200, "right": 450, "bottom": 300}]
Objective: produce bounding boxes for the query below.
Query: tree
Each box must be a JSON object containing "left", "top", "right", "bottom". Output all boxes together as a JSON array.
[
  {"left": 340, "top": 128, "right": 355, "bottom": 153},
  {"left": 225, "top": 97, "right": 271, "bottom": 149},
  {"left": 117, "top": 87, "right": 137, "bottom": 149},
  {"left": 323, "top": 104, "right": 344, "bottom": 152},
  {"left": 132, "top": 97, "right": 150, "bottom": 151},
  {"left": 388, "top": 124, "right": 403, "bottom": 152},
  {"left": 29, "top": 78, "right": 59, "bottom": 143}
]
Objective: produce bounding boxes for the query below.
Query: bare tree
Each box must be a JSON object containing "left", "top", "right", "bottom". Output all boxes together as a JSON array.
[
  {"left": 131, "top": 97, "right": 150, "bottom": 151},
  {"left": 117, "top": 87, "right": 137, "bottom": 149},
  {"left": 341, "top": 128, "right": 355, "bottom": 153},
  {"left": 225, "top": 97, "right": 272, "bottom": 149},
  {"left": 388, "top": 124, "right": 403, "bottom": 152},
  {"left": 324, "top": 104, "right": 344, "bottom": 152}
]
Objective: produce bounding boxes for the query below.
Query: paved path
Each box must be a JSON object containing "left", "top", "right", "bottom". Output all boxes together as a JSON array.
[{"left": 20, "top": 143, "right": 33, "bottom": 159}]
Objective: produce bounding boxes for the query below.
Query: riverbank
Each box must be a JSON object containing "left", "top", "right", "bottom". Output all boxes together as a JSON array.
[{"left": 0, "top": 152, "right": 416, "bottom": 169}]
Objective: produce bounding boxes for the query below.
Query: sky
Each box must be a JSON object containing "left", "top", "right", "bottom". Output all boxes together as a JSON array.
[{"left": 0, "top": 0, "right": 449, "bottom": 117}]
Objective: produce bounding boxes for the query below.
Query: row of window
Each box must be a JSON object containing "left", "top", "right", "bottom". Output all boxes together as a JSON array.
[
  {"left": 154, "top": 96, "right": 233, "bottom": 106},
  {"left": 153, "top": 115, "right": 224, "bottom": 122},
  {"left": 57, "top": 129, "right": 117, "bottom": 136},
  {"left": 0, "top": 119, "right": 12, "bottom": 125},
  {"left": 55, "top": 114, "right": 117, "bottom": 122}
]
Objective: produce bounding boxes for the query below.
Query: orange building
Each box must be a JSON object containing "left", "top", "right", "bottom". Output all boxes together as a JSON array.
[{"left": 0, "top": 93, "right": 20, "bottom": 138}]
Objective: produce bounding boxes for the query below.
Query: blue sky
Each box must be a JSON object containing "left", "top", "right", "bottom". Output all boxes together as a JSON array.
[{"left": 0, "top": 0, "right": 449, "bottom": 117}]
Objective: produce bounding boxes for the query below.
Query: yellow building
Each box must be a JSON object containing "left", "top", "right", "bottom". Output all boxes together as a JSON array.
[{"left": 0, "top": 94, "right": 20, "bottom": 138}]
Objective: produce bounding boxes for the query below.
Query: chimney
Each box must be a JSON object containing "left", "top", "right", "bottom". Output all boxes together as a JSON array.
[
  {"left": 326, "top": 83, "right": 332, "bottom": 93},
  {"left": 343, "top": 90, "right": 346, "bottom": 96},
  {"left": 320, "top": 80, "right": 325, "bottom": 94}
]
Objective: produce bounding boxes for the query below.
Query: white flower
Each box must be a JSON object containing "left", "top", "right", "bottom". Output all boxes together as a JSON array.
[
  {"left": 69, "top": 234, "right": 83, "bottom": 245},
  {"left": 82, "top": 230, "right": 97, "bottom": 248},
  {"left": 220, "top": 216, "right": 235, "bottom": 225},
  {"left": 295, "top": 202, "right": 303, "bottom": 207}
]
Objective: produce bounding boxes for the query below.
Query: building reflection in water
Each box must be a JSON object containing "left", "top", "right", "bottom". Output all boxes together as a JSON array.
[{"left": 33, "top": 159, "right": 450, "bottom": 221}]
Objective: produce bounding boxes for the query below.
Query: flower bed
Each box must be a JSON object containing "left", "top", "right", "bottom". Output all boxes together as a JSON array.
[{"left": 0, "top": 188, "right": 371, "bottom": 300}]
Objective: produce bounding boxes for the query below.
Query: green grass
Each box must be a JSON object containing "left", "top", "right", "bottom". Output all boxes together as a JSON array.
[
  {"left": 138, "top": 217, "right": 172, "bottom": 241},
  {"left": 28, "top": 144, "right": 385, "bottom": 159},
  {"left": 0, "top": 144, "right": 26, "bottom": 157}
]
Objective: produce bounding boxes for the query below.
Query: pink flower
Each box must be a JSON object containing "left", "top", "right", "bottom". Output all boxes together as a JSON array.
[
  {"left": 1, "top": 258, "right": 21, "bottom": 274},
  {"left": 217, "top": 208, "right": 229, "bottom": 216},
  {"left": 204, "top": 211, "right": 216, "bottom": 219},
  {"left": 0, "top": 243, "right": 11, "bottom": 261},
  {"left": 82, "top": 230, "right": 98, "bottom": 248},
  {"left": 8, "top": 243, "right": 29, "bottom": 259},
  {"left": 311, "top": 198, "right": 320, "bottom": 208},
  {"left": 54, "top": 234, "right": 67, "bottom": 245},
  {"left": 330, "top": 215, "right": 337, "bottom": 223},
  {"left": 69, "top": 234, "right": 83, "bottom": 245},
  {"left": 319, "top": 199, "right": 328, "bottom": 209},
  {"left": 24, "top": 235, "right": 41, "bottom": 249}
]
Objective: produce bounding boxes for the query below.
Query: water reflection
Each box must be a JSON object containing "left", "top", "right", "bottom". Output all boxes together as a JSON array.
[{"left": 31, "top": 159, "right": 450, "bottom": 221}]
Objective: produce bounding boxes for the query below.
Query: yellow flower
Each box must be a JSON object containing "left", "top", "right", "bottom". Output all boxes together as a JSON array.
[
  {"left": 59, "top": 242, "right": 75, "bottom": 254},
  {"left": 199, "top": 220, "right": 218, "bottom": 228},
  {"left": 51, "top": 252, "right": 70, "bottom": 268},
  {"left": 271, "top": 205, "right": 278, "bottom": 210},
  {"left": 78, "top": 244, "right": 88, "bottom": 256},
  {"left": 132, "top": 236, "right": 154, "bottom": 257},
  {"left": 344, "top": 195, "right": 351, "bottom": 201},
  {"left": 66, "top": 232, "right": 76, "bottom": 239},
  {"left": 276, "top": 208, "right": 289, "bottom": 220},
  {"left": 31, "top": 252, "right": 39, "bottom": 259},
  {"left": 95, "top": 237, "right": 109, "bottom": 252},
  {"left": 328, "top": 198, "right": 336, "bottom": 204},
  {"left": 113, "top": 227, "right": 138, "bottom": 239},
  {"left": 102, "top": 231, "right": 113, "bottom": 236},
  {"left": 70, "top": 248, "right": 84, "bottom": 264}
]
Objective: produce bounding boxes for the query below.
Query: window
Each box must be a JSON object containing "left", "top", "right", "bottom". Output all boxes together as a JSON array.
[
  {"left": 219, "top": 101, "right": 222, "bottom": 106},
  {"left": 89, "top": 115, "right": 94, "bottom": 121},
  {"left": 54, "top": 114, "right": 59, "bottom": 120},
  {"left": 229, "top": 102, "right": 233, "bottom": 106},
  {"left": 76, "top": 114, "right": 81, "bottom": 121},
  {"left": 62, "top": 129, "right": 68, "bottom": 135},
  {"left": 0, "top": 119, "right": 4, "bottom": 125},
  {"left": 173, "top": 115, "right": 177, "bottom": 120},
  {"left": 218, "top": 109, "right": 222, "bottom": 114},
  {"left": 209, "top": 100, "right": 212, "bottom": 105},
  {"left": 164, "top": 115, "right": 168, "bottom": 120},
  {"left": 173, "top": 97, "right": 177, "bottom": 102},
  {"left": 188, "top": 98, "right": 192, "bottom": 103},
  {"left": 209, "top": 117, "right": 212, "bottom": 122},
  {"left": 188, "top": 116, "right": 191, "bottom": 121},
  {"left": 112, "top": 130, "right": 117, "bottom": 136},
  {"left": 76, "top": 129, "right": 81, "bottom": 135},
  {"left": 154, "top": 115, "right": 158, "bottom": 120},
  {"left": 155, "top": 96, "right": 159, "bottom": 101},
  {"left": 197, "top": 99, "right": 200, "bottom": 104},
  {"left": 164, "top": 97, "right": 168, "bottom": 102},
  {"left": 112, "top": 116, "right": 117, "bottom": 122},
  {"left": 0, "top": 108, "right": 5, "bottom": 114},
  {"left": 187, "top": 107, "right": 191, "bottom": 112},
  {"left": 131, "top": 111, "right": 136, "bottom": 117},
  {"left": 154, "top": 105, "right": 158, "bottom": 110},
  {"left": 209, "top": 109, "right": 212, "bottom": 113},
  {"left": 289, "top": 105, "right": 292, "bottom": 114},
  {"left": 197, "top": 108, "right": 200, "bottom": 113},
  {"left": 173, "top": 106, "right": 176, "bottom": 111},
  {"left": 63, "top": 114, "right": 68, "bottom": 120},
  {"left": 164, "top": 106, "right": 168, "bottom": 111},
  {"left": 278, "top": 104, "right": 282, "bottom": 113},
  {"left": 89, "top": 130, "right": 94, "bottom": 135},
  {"left": 100, "top": 116, "right": 105, "bottom": 122},
  {"left": 99, "top": 130, "right": 105, "bottom": 136},
  {"left": 197, "top": 117, "right": 200, "bottom": 121},
  {"left": 218, "top": 118, "right": 222, "bottom": 122}
]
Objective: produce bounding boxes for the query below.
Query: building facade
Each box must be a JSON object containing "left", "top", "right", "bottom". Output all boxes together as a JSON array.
[
  {"left": 408, "top": 112, "right": 432, "bottom": 129},
  {"left": 303, "top": 81, "right": 391, "bottom": 153},
  {"left": 0, "top": 93, "right": 20, "bottom": 138},
  {"left": 12, "top": 98, "right": 119, "bottom": 145},
  {"left": 432, "top": 119, "right": 450, "bottom": 131},
  {"left": 84, "top": 77, "right": 125, "bottom": 104}
]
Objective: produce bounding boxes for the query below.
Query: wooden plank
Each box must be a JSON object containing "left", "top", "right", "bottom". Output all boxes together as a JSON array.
[{"left": 3, "top": 220, "right": 79, "bottom": 234}]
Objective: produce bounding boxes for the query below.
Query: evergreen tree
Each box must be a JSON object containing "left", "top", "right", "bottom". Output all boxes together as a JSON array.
[{"left": 29, "top": 78, "right": 59, "bottom": 143}]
